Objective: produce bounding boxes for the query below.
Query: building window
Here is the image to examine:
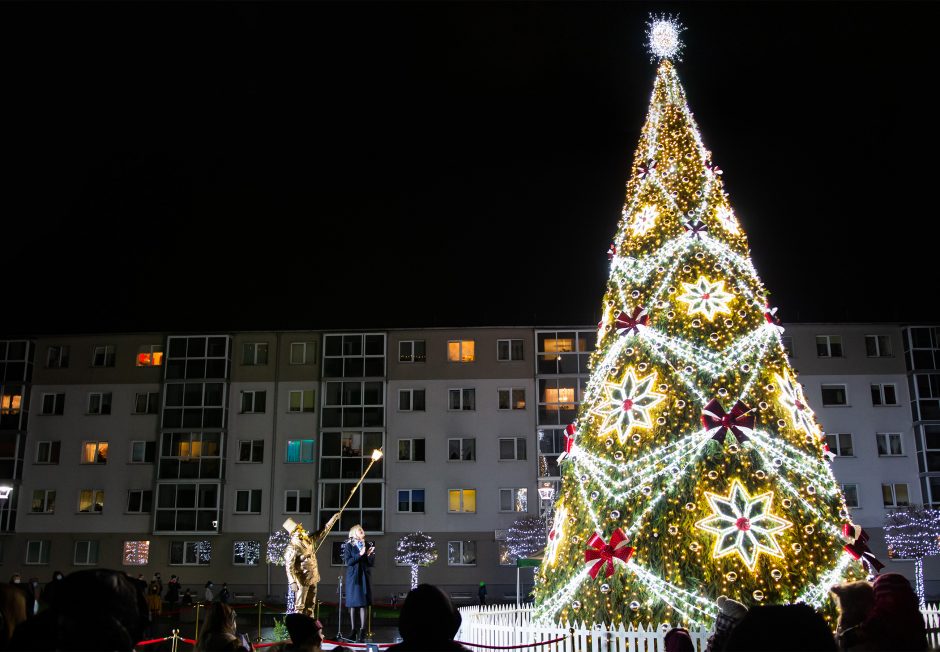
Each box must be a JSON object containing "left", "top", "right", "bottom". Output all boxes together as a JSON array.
[
  {"left": 448, "top": 489, "right": 476, "bottom": 513},
  {"left": 164, "top": 335, "right": 230, "bottom": 381},
  {"left": 815, "top": 335, "right": 843, "bottom": 358},
  {"left": 865, "top": 335, "right": 892, "bottom": 357},
  {"left": 286, "top": 439, "right": 315, "bottom": 463},
  {"left": 397, "top": 489, "right": 425, "bottom": 513},
  {"left": 31, "top": 490, "right": 55, "bottom": 514},
  {"left": 284, "top": 490, "right": 312, "bottom": 514},
  {"left": 322, "top": 333, "right": 386, "bottom": 378},
  {"left": 871, "top": 384, "right": 898, "bottom": 406},
  {"left": 498, "top": 541, "right": 514, "bottom": 566},
  {"left": 74, "top": 540, "right": 99, "bottom": 566},
  {"left": 398, "top": 438, "right": 426, "bottom": 462},
  {"left": 447, "top": 340, "right": 475, "bottom": 363},
  {"left": 129, "top": 441, "right": 156, "bottom": 463},
  {"left": 399, "top": 340, "right": 426, "bottom": 363},
  {"left": 78, "top": 489, "right": 105, "bottom": 513},
  {"left": 158, "top": 432, "right": 222, "bottom": 480},
  {"left": 537, "top": 331, "right": 594, "bottom": 375},
  {"left": 127, "top": 490, "right": 152, "bottom": 514},
  {"left": 92, "top": 345, "right": 116, "bottom": 368},
  {"left": 497, "top": 339, "right": 524, "bottom": 362},
  {"left": 780, "top": 336, "right": 793, "bottom": 357},
  {"left": 234, "top": 489, "right": 262, "bottom": 514},
  {"left": 498, "top": 388, "right": 526, "bottom": 410},
  {"left": 319, "top": 432, "right": 384, "bottom": 532},
  {"left": 233, "top": 541, "right": 261, "bottom": 566},
  {"left": 40, "top": 393, "right": 65, "bottom": 416},
  {"left": 170, "top": 541, "right": 211, "bottom": 565},
  {"left": 447, "top": 540, "right": 476, "bottom": 565},
  {"left": 25, "top": 540, "right": 50, "bottom": 565},
  {"left": 500, "top": 488, "right": 528, "bottom": 512},
  {"left": 240, "top": 390, "right": 267, "bottom": 414},
  {"left": 154, "top": 483, "right": 219, "bottom": 532},
  {"left": 824, "top": 433, "right": 854, "bottom": 457},
  {"left": 448, "top": 438, "right": 476, "bottom": 461},
  {"left": 0, "top": 392, "right": 21, "bottom": 417},
  {"left": 322, "top": 381, "right": 384, "bottom": 428},
  {"left": 122, "top": 541, "right": 150, "bottom": 566},
  {"left": 81, "top": 441, "right": 109, "bottom": 464},
  {"left": 540, "top": 380, "right": 577, "bottom": 411},
  {"left": 499, "top": 438, "right": 527, "bottom": 461},
  {"left": 35, "top": 441, "right": 60, "bottom": 465},
  {"left": 290, "top": 341, "right": 317, "bottom": 366},
  {"left": 448, "top": 388, "right": 476, "bottom": 411},
  {"left": 134, "top": 392, "right": 160, "bottom": 415},
  {"left": 288, "top": 390, "right": 316, "bottom": 413},
  {"left": 882, "top": 483, "right": 910, "bottom": 508},
  {"left": 398, "top": 389, "right": 426, "bottom": 412},
  {"left": 136, "top": 345, "right": 164, "bottom": 367},
  {"left": 877, "top": 433, "right": 904, "bottom": 456},
  {"left": 821, "top": 385, "right": 848, "bottom": 406},
  {"left": 537, "top": 428, "right": 566, "bottom": 478},
  {"left": 87, "top": 392, "right": 112, "bottom": 415},
  {"left": 46, "top": 345, "right": 69, "bottom": 369},
  {"left": 242, "top": 342, "right": 269, "bottom": 366},
  {"left": 162, "top": 382, "right": 226, "bottom": 430},
  {"left": 841, "top": 484, "right": 859, "bottom": 508},
  {"left": 238, "top": 440, "right": 264, "bottom": 463}
]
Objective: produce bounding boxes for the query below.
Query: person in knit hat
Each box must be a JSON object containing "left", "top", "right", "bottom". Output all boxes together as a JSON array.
[
  {"left": 705, "top": 595, "right": 746, "bottom": 652},
  {"left": 664, "top": 626, "right": 695, "bottom": 652},
  {"left": 863, "top": 573, "right": 926, "bottom": 651}
]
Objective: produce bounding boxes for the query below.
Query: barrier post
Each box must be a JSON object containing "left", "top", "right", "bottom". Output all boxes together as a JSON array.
[
  {"left": 569, "top": 626, "right": 576, "bottom": 652},
  {"left": 367, "top": 604, "right": 373, "bottom": 641},
  {"left": 256, "top": 600, "right": 263, "bottom": 643},
  {"left": 195, "top": 602, "right": 202, "bottom": 643},
  {"left": 171, "top": 629, "right": 180, "bottom": 652}
]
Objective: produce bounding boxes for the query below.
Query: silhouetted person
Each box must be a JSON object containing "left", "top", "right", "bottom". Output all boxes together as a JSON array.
[
  {"left": 724, "top": 603, "right": 836, "bottom": 652},
  {"left": 664, "top": 627, "right": 695, "bottom": 652},
  {"left": 195, "top": 601, "right": 250, "bottom": 652},
  {"left": 387, "top": 584, "right": 471, "bottom": 652},
  {"left": 862, "top": 573, "right": 927, "bottom": 651},
  {"left": 0, "top": 583, "right": 28, "bottom": 649}
]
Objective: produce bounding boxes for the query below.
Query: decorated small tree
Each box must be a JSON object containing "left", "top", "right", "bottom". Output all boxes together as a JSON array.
[
  {"left": 885, "top": 506, "right": 940, "bottom": 607},
  {"left": 266, "top": 530, "right": 295, "bottom": 611},
  {"left": 508, "top": 516, "right": 548, "bottom": 561},
  {"left": 395, "top": 532, "right": 438, "bottom": 589},
  {"left": 533, "top": 17, "right": 865, "bottom": 628}
]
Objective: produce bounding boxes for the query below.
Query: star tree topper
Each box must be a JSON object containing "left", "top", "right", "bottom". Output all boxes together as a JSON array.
[
  {"left": 695, "top": 480, "right": 793, "bottom": 571},
  {"left": 593, "top": 367, "right": 666, "bottom": 444}
]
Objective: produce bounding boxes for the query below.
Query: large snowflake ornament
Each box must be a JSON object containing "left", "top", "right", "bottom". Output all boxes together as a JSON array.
[
  {"left": 630, "top": 205, "right": 659, "bottom": 236},
  {"left": 774, "top": 371, "right": 819, "bottom": 436},
  {"left": 676, "top": 276, "right": 734, "bottom": 320},
  {"left": 695, "top": 480, "right": 793, "bottom": 570},
  {"left": 715, "top": 206, "right": 740, "bottom": 234},
  {"left": 593, "top": 367, "right": 666, "bottom": 444}
]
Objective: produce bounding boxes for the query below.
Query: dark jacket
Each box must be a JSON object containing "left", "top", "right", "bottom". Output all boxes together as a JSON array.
[{"left": 343, "top": 539, "right": 374, "bottom": 607}]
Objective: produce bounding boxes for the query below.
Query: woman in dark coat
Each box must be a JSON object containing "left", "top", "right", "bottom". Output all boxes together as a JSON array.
[{"left": 343, "top": 523, "right": 375, "bottom": 642}]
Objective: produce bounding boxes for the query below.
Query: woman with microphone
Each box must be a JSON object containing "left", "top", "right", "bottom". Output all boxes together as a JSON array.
[{"left": 343, "top": 523, "right": 375, "bottom": 642}]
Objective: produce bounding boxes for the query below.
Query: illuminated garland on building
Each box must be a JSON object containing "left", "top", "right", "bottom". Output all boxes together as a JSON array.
[
  {"left": 508, "top": 516, "right": 548, "bottom": 561},
  {"left": 395, "top": 532, "right": 438, "bottom": 589},
  {"left": 532, "top": 18, "right": 862, "bottom": 629},
  {"left": 884, "top": 507, "right": 940, "bottom": 607},
  {"left": 266, "top": 530, "right": 290, "bottom": 566}
]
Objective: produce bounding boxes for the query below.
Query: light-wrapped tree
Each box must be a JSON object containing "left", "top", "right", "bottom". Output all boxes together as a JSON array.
[
  {"left": 395, "top": 532, "right": 438, "bottom": 589},
  {"left": 885, "top": 506, "right": 940, "bottom": 607},
  {"left": 508, "top": 515, "right": 548, "bottom": 561},
  {"left": 533, "top": 17, "right": 865, "bottom": 628}
]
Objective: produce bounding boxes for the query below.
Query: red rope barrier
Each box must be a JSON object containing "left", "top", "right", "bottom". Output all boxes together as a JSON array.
[
  {"left": 135, "top": 637, "right": 170, "bottom": 646},
  {"left": 251, "top": 642, "right": 282, "bottom": 648},
  {"left": 180, "top": 637, "right": 197, "bottom": 645},
  {"left": 453, "top": 636, "right": 567, "bottom": 649},
  {"left": 322, "top": 639, "right": 395, "bottom": 648}
]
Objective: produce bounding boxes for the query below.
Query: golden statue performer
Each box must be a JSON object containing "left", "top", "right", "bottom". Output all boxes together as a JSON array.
[{"left": 283, "top": 513, "right": 339, "bottom": 615}]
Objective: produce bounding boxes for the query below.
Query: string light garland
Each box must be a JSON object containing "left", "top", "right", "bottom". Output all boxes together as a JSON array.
[
  {"left": 533, "top": 18, "right": 862, "bottom": 629},
  {"left": 395, "top": 532, "right": 438, "bottom": 589},
  {"left": 508, "top": 515, "right": 549, "bottom": 561},
  {"left": 884, "top": 506, "right": 940, "bottom": 607},
  {"left": 266, "top": 530, "right": 290, "bottom": 566}
]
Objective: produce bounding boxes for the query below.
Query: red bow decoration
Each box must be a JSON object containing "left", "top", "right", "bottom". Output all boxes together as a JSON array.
[
  {"left": 822, "top": 443, "right": 836, "bottom": 462},
  {"left": 614, "top": 307, "right": 649, "bottom": 336},
  {"left": 701, "top": 399, "right": 754, "bottom": 444},
  {"left": 706, "top": 160, "right": 723, "bottom": 175},
  {"left": 683, "top": 220, "right": 708, "bottom": 239},
  {"left": 584, "top": 529, "right": 634, "bottom": 579},
  {"left": 637, "top": 159, "right": 657, "bottom": 179},
  {"left": 842, "top": 523, "right": 885, "bottom": 573},
  {"left": 764, "top": 305, "right": 785, "bottom": 333},
  {"left": 557, "top": 423, "right": 577, "bottom": 464},
  {"left": 607, "top": 243, "right": 617, "bottom": 260}
]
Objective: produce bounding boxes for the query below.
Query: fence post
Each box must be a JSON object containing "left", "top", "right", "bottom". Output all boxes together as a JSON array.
[
  {"left": 256, "top": 600, "right": 263, "bottom": 643},
  {"left": 171, "top": 629, "right": 179, "bottom": 652},
  {"left": 569, "top": 626, "right": 576, "bottom": 652},
  {"left": 194, "top": 603, "right": 202, "bottom": 643}
]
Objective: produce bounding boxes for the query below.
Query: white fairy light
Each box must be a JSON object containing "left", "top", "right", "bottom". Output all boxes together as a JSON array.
[
  {"left": 395, "top": 532, "right": 438, "bottom": 589},
  {"left": 646, "top": 15, "right": 685, "bottom": 61}
]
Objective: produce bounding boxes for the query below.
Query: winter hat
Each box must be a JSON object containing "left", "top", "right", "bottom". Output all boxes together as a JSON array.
[{"left": 717, "top": 595, "right": 747, "bottom": 620}]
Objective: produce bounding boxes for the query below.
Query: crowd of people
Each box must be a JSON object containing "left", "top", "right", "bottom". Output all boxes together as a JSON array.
[{"left": 0, "top": 568, "right": 930, "bottom": 651}]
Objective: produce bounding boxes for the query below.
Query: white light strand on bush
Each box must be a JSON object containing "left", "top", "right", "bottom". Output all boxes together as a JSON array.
[
  {"left": 798, "top": 555, "right": 853, "bottom": 607},
  {"left": 627, "top": 562, "right": 720, "bottom": 623},
  {"left": 533, "top": 567, "right": 592, "bottom": 622},
  {"left": 508, "top": 516, "right": 548, "bottom": 560},
  {"left": 266, "top": 530, "right": 290, "bottom": 566}
]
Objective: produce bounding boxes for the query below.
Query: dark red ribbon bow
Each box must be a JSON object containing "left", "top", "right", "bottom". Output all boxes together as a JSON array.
[
  {"left": 701, "top": 398, "right": 754, "bottom": 444},
  {"left": 607, "top": 243, "right": 617, "bottom": 260},
  {"left": 584, "top": 529, "right": 634, "bottom": 579},
  {"left": 614, "top": 307, "right": 649, "bottom": 336},
  {"left": 683, "top": 220, "right": 708, "bottom": 239},
  {"left": 843, "top": 524, "right": 885, "bottom": 572},
  {"left": 637, "top": 159, "right": 657, "bottom": 179}
]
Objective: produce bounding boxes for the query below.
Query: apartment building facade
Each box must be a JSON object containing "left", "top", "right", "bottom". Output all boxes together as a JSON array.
[{"left": 0, "top": 323, "right": 933, "bottom": 601}]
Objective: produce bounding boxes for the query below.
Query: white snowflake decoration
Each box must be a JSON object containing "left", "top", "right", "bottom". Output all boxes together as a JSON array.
[
  {"left": 630, "top": 205, "right": 659, "bottom": 236},
  {"left": 695, "top": 480, "right": 793, "bottom": 571},
  {"left": 715, "top": 206, "right": 740, "bottom": 234},
  {"left": 593, "top": 367, "right": 666, "bottom": 444},
  {"left": 646, "top": 14, "right": 685, "bottom": 61},
  {"left": 546, "top": 505, "right": 568, "bottom": 566},
  {"left": 774, "top": 372, "right": 819, "bottom": 436},
  {"left": 676, "top": 276, "right": 734, "bottom": 320}
]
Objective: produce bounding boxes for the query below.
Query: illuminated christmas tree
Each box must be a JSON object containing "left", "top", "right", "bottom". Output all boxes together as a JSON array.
[{"left": 533, "top": 17, "right": 866, "bottom": 628}]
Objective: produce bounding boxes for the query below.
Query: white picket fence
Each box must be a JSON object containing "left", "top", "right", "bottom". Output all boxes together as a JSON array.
[{"left": 457, "top": 603, "right": 940, "bottom": 651}]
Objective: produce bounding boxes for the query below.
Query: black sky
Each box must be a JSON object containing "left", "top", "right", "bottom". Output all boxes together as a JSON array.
[{"left": 3, "top": 1, "right": 939, "bottom": 336}]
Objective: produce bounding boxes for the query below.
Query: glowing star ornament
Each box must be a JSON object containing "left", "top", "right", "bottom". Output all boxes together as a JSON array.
[
  {"left": 594, "top": 367, "right": 666, "bottom": 444},
  {"left": 774, "top": 371, "right": 819, "bottom": 436},
  {"left": 546, "top": 506, "right": 568, "bottom": 566},
  {"left": 676, "top": 276, "right": 734, "bottom": 321},
  {"left": 646, "top": 14, "right": 685, "bottom": 61},
  {"left": 695, "top": 480, "right": 793, "bottom": 571},
  {"left": 631, "top": 205, "right": 659, "bottom": 236}
]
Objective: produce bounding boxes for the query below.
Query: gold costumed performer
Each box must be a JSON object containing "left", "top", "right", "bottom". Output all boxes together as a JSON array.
[{"left": 283, "top": 512, "right": 340, "bottom": 615}]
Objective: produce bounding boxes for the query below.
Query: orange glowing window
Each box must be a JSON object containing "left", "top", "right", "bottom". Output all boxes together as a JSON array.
[
  {"left": 136, "top": 347, "right": 164, "bottom": 367},
  {"left": 0, "top": 394, "right": 22, "bottom": 415},
  {"left": 544, "top": 387, "right": 576, "bottom": 409},
  {"left": 447, "top": 340, "right": 475, "bottom": 363}
]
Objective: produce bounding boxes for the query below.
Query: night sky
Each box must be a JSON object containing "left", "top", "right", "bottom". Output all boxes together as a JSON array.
[{"left": 3, "top": 2, "right": 939, "bottom": 336}]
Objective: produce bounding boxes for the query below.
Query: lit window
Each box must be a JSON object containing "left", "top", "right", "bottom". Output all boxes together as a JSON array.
[
  {"left": 542, "top": 337, "right": 575, "bottom": 359},
  {"left": 288, "top": 390, "right": 316, "bottom": 413},
  {"left": 448, "top": 489, "right": 476, "bottom": 513},
  {"left": 824, "top": 433, "right": 853, "bottom": 457},
  {"left": 499, "top": 488, "right": 528, "bottom": 512},
  {"left": 122, "top": 541, "right": 150, "bottom": 566},
  {"left": 544, "top": 387, "right": 576, "bottom": 409},
  {"left": 81, "top": 441, "right": 109, "bottom": 464},
  {"left": 447, "top": 340, "right": 475, "bottom": 363},
  {"left": 0, "top": 393, "right": 22, "bottom": 415},
  {"left": 877, "top": 433, "right": 903, "bottom": 456},
  {"left": 447, "top": 540, "right": 476, "bottom": 565},
  {"left": 136, "top": 345, "right": 164, "bottom": 367},
  {"left": 286, "top": 440, "right": 315, "bottom": 463},
  {"left": 498, "top": 541, "right": 514, "bottom": 566},
  {"left": 78, "top": 489, "right": 105, "bottom": 513}
]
